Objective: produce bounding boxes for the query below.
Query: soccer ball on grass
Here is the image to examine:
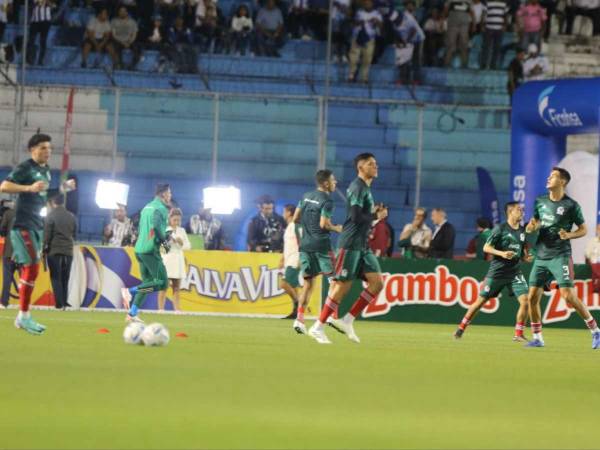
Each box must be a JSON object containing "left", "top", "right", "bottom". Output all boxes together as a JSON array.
[{"left": 141, "top": 323, "right": 170, "bottom": 347}]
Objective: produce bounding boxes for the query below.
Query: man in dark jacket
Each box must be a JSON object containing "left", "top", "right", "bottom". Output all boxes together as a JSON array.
[
  {"left": 247, "top": 195, "right": 286, "bottom": 252},
  {"left": 44, "top": 193, "right": 77, "bottom": 309},
  {"left": 429, "top": 207, "right": 456, "bottom": 259},
  {"left": 0, "top": 201, "right": 17, "bottom": 308}
]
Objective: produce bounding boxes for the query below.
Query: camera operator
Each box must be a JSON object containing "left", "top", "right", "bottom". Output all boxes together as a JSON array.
[{"left": 247, "top": 195, "right": 286, "bottom": 253}]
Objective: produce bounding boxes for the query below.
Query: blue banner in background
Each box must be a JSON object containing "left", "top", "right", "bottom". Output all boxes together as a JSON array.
[{"left": 476, "top": 167, "right": 500, "bottom": 226}]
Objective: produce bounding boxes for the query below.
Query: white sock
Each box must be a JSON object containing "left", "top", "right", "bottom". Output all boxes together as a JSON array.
[
  {"left": 344, "top": 313, "right": 355, "bottom": 324},
  {"left": 314, "top": 321, "right": 324, "bottom": 329},
  {"left": 18, "top": 311, "right": 30, "bottom": 320},
  {"left": 590, "top": 327, "right": 599, "bottom": 334},
  {"left": 533, "top": 332, "right": 544, "bottom": 342}
]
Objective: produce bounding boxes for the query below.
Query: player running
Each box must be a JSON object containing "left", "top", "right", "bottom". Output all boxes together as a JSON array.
[
  {"left": 308, "top": 153, "right": 387, "bottom": 344},
  {"left": 122, "top": 183, "right": 172, "bottom": 322},
  {"left": 525, "top": 167, "right": 600, "bottom": 349},
  {"left": 292, "top": 169, "right": 342, "bottom": 335},
  {"left": 454, "top": 202, "right": 531, "bottom": 342},
  {"left": 0, "top": 134, "right": 53, "bottom": 334}
]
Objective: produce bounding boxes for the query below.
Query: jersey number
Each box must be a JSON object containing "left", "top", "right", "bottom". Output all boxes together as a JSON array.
[{"left": 562, "top": 265, "right": 570, "bottom": 279}]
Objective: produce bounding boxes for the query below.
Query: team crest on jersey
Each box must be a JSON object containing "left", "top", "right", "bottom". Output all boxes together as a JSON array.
[
  {"left": 520, "top": 233, "right": 525, "bottom": 241},
  {"left": 484, "top": 285, "right": 490, "bottom": 292},
  {"left": 556, "top": 206, "right": 565, "bottom": 215}
]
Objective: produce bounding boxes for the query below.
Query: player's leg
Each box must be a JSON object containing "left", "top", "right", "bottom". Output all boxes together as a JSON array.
[
  {"left": 171, "top": 278, "right": 181, "bottom": 312},
  {"left": 127, "top": 253, "right": 168, "bottom": 320},
  {"left": 454, "top": 297, "right": 489, "bottom": 339},
  {"left": 10, "top": 229, "right": 45, "bottom": 334},
  {"left": 525, "top": 258, "right": 550, "bottom": 347},
  {"left": 514, "top": 294, "right": 529, "bottom": 341},
  {"left": 294, "top": 277, "right": 313, "bottom": 334},
  {"left": 279, "top": 266, "right": 299, "bottom": 319}
]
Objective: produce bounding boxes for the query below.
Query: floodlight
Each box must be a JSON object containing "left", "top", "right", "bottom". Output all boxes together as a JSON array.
[
  {"left": 203, "top": 186, "right": 241, "bottom": 215},
  {"left": 95, "top": 179, "right": 130, "bottom": 210}
]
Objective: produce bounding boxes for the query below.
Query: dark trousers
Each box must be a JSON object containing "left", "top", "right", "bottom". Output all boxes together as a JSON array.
[
  {"left": 0, "top": 22, "right": 6, "bottom": 43},
  {"left": 565, "top": 6, "right": 600, "bottom": 35},
  {"left": 424, "top": 31, "right": 444, "bottom": 66},
  {"left": 47, "top": 254, "right": 73, "bottom": 309},
  {"left": 1, "top": 257, "right": 18, "bottom": 307},
  {"left": 480, "top": 29, "right": 503, "bottom": 69},
  {"left": 28, "top": 21, "right": 52, "bottom": 65}
]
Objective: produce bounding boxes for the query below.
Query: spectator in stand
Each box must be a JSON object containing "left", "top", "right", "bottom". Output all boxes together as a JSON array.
[
  {"left": 103, "top": 205, "right": 134, "bottom": 247},
  {"left": 372, "top": 0, "right": 394, "bottom": 63},
  {"left": 28, "top": 0, "right": 55, "bottom": 66},
  {"left": 480, "top": 0, "right": 508, "bottom": 70},
  {"left": 471, "top": 0, "right": 486, "bottom": 34},
  {"left": 348, "top": 0, "right": 382, "bottom": 83},
  {"left": 540, "top": 0, "right": 557, "bottom": 39},
  {"left": 332, "top": 0, "right": 352, "bottom": 62},
  {"left": 279, "top": 204, "right": 300, "bottom": 319},
  {"left": 398, "top": 207, "right": 432, "bottom": 259},
  {"left": 188, "top": 206, "right": 225, "bottom": 249},
  {"left": 159, "top": 0, "right": 181, "bottom": 27},
  {"left": 309, "top": 0, "right": 329, "bottom": 40},
  {"left": 166, "top": 15, "right": 199, "bottom": 73},
  {"left": 111, "top": 5, "right": 141, "bottom": 70},
  {"left": 465, "top": 217, "right": 493, "bottom": 259},
  {"left": 516, "top": 0, "right": 547, "bottom": 49},
  {"left": 429, "top": 207, "right": 455, "bottom": 259},
  {"left": 230, "top": 4, "right": 253, "bottom": 55},
  {"left": 585, "top": 224, "right": 600, "bottom": 293},
  {"left": 44, "top": 193, "right": 76, "bottom": 310},
  {"left": 564, "top": 0, "right": 600, "bottom": 36},
  {"left": 523, "top": 42, "right": 549, "bottom": 80},
  {"left": 145, "top": 14, "right": 166, "bottom": 50},
  {"left": 157, "top": 208, "right": 191, "bottom": 312},
  {"left": 255, "top": 0, "right": 285, "bottom": 57},
  {"left": 288, "top": 0, "right": 312, "bottom": 39},
  {"left": 0, "top": 200, "right": 16, "bottom": 309},
  {"left": 0, "top": 0, "right": 12, "bottom": 43},
  {"left": 423, "top": 7, "right": 446, "bottom": 66},
  {"left": 507, "top": 46, "right": 525, "bottom": 103},
  {"left": 443, "top": 0, "right": 475, "bottom": 68},
  {"left": 120, "top": 0, "right": 138, "bottom": 18},
  {"left": 391, "top": 8, "right": 425, "bottom": 85},
  {"left": 81, "top": 8, "right": 117, "bottom": 68},
  {"left": 247, "top": 195, "right": 286, "bottom": 252},
  {"left": 369, "top": 203, "right": 392, "bottom": 257}
]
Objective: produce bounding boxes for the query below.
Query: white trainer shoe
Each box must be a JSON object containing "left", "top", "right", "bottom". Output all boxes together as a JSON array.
[
  {"left": 335, "top": 316, "right": 361, "bottom": 343},
  {"left": 326, "top": 316, "right": 346, "bottom": 334},
  {"left": 125, "top": 314, "right": 144, "bottom": 324},
  {"left": 308, "top": 323, "right": 332, "bottom": 344},
  {"left": 293, "top": 320, "right": 307, "bottom": 334},
  {"left": 121, "top": 288, "right": 132, "bottom": 309}
]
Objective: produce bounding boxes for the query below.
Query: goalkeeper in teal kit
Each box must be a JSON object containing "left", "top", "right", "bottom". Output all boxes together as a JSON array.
[{"left": 122, "top": 183, "right": 172, "bottom": 322}]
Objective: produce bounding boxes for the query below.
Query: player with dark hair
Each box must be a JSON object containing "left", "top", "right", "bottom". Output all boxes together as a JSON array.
[
  {"left": 122, "top": 183, "right": 172, "bottom": 322},
  {"left": 292, "top": 169, "right": 342, "bottom": 334},
  {"left": 525, "top": 167, "right": 600, "bottom": 348},
  {"left": 454, "top": 201, "right": 531, "bottom": 341},
  {"left": 0, "top": 134, "right": 53, "bottom": 334},
  {"left": 308, "top": 153, "right": 387, "bottom": 344}
]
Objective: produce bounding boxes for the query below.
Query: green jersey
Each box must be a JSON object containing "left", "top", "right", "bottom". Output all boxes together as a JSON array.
[
  {"left": 6, "top": 159, "right": 51, "bottom": 231},
  {"left": 338, "top": 177, "right": 375, "bottom": 251},
  {"left": 485, "top": 222, "right": 526, "bottom": 279},
  {"left": 476, "top": 229, "right": 492, "bottom": 260},
  {"left": 134, "top": 197, "right": 169, "bottom": 255},
  {"left": 297, "top": 189, "right": 334, "bottom": 253},
  {"left": 533, "top": 194, "right": 584, "bottom": 259}
]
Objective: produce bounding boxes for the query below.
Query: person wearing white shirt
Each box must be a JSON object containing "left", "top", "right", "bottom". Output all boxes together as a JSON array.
[
  {"left": 398, "top": 207, "right": 433, "bottom": 259},
  {"left": 279, "top": 205, "right": 300, "bottom": 319},
  {"left": 230, "top": 4, "right": 253, "bottom": 55},
  {"left": 348, "top": 0, "right": 382, "bottom": 82},
  {"left": 158, "top": 208, "right": 191, "bottom": 312},
  {"left": 523, "top": 43, "right": 549, "bottom": 81}
]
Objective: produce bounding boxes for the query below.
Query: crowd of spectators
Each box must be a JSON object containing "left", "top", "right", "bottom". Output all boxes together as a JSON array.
[{"left": 0, "top": 0, "right": 596, "bottom": 81}]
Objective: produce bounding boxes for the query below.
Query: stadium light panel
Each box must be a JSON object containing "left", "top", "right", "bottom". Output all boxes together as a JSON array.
[
  {"left": 203, "top": 186, "right": 241, "bottom": 215},
  {"left": 95, "top": 180, "right": 130, "bottom": 210}
]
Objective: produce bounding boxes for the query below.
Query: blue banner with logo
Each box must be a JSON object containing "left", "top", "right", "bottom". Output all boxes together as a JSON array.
[
  {"left": 476, "top": 167, "right": 500, "bottom": 225},
  {"left": 511, "top": 78, "right": 600, "bottom": 218}
]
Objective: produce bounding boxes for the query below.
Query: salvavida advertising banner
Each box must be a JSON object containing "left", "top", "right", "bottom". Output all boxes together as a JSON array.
[{"left": 327, "top": 258, "right": 598, "bottom": 329}]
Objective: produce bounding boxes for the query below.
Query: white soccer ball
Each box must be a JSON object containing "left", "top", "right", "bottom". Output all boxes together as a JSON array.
[
  {"left": 123, "top": 322, "right": 145, "bottom": 345},
  {"left": 141, "top": 323, "right": 170, "bottom": 347}
]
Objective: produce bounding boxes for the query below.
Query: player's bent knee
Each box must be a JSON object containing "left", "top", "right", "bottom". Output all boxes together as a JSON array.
[
  {"left": 21, "top": 263, "right": 39, "bottom": 283},
  {"left": 369, "top": 279, "right": 384, "bottom": 294}
]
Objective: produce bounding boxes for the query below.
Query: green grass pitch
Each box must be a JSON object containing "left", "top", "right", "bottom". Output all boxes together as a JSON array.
[{"left": 1, "top": 309, "right": 599, "bottom": 449}]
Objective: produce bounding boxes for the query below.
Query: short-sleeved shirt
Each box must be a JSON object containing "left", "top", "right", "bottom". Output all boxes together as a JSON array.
[
  {"left": 111, "top": 16, "right": 138, "bottom": 44},
  {"left": 337, "top": 177, "right": 375, "bottom": 250},
  {"left": 87, "top": 16, "right": 111, "bottom": 40},
  {"left": 298, "top": 190, "right": 334, "bottom": 253},
  {"left": 485, "top": 0, "right": 508, "bottom": 30},
  {"left": 532, "top": 194, "right": 584, "bottom": 259},
  {"left": 283, "top": 222, "right": 300, "bottom": 268},
  {"left": 392, "top": 11, "right": 425, "bottom": 43},
  {"left": 485, "top": 222, "right": 526, "bottom": 278},
  {"left": 517, "top": 3, "right": 546, "bottom": 33},
  {"left": 256, "top": 6, "right": 283, "bottom": 31},
  {"left": 446, "top": 0, "right": 472, "bottom": 26},
  {"left": 6, "top": 159, "right": 51, "bottom": 231},
  {"left": 353, "top": 9, "right": 383, "bottom": 40}
]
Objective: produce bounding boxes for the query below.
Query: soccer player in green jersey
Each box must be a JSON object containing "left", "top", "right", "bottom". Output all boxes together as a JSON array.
[
  {"left": 524, "top": 167, "right": 600, "bottom": 349},
  {"left": 292, "top": 169, "right": 343, "bottom": 335},
  {"left": 308, "top": 153, "right": 387, "bottom": 344},
  {"left": 454, "top": 202, "right": 531, "bottom": 342},
  {"left": 121, "top": 183, "right": 172, "bottom": 322},
  {"left": 0, "top": 134, "right": 52, "bottom": 334}
]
